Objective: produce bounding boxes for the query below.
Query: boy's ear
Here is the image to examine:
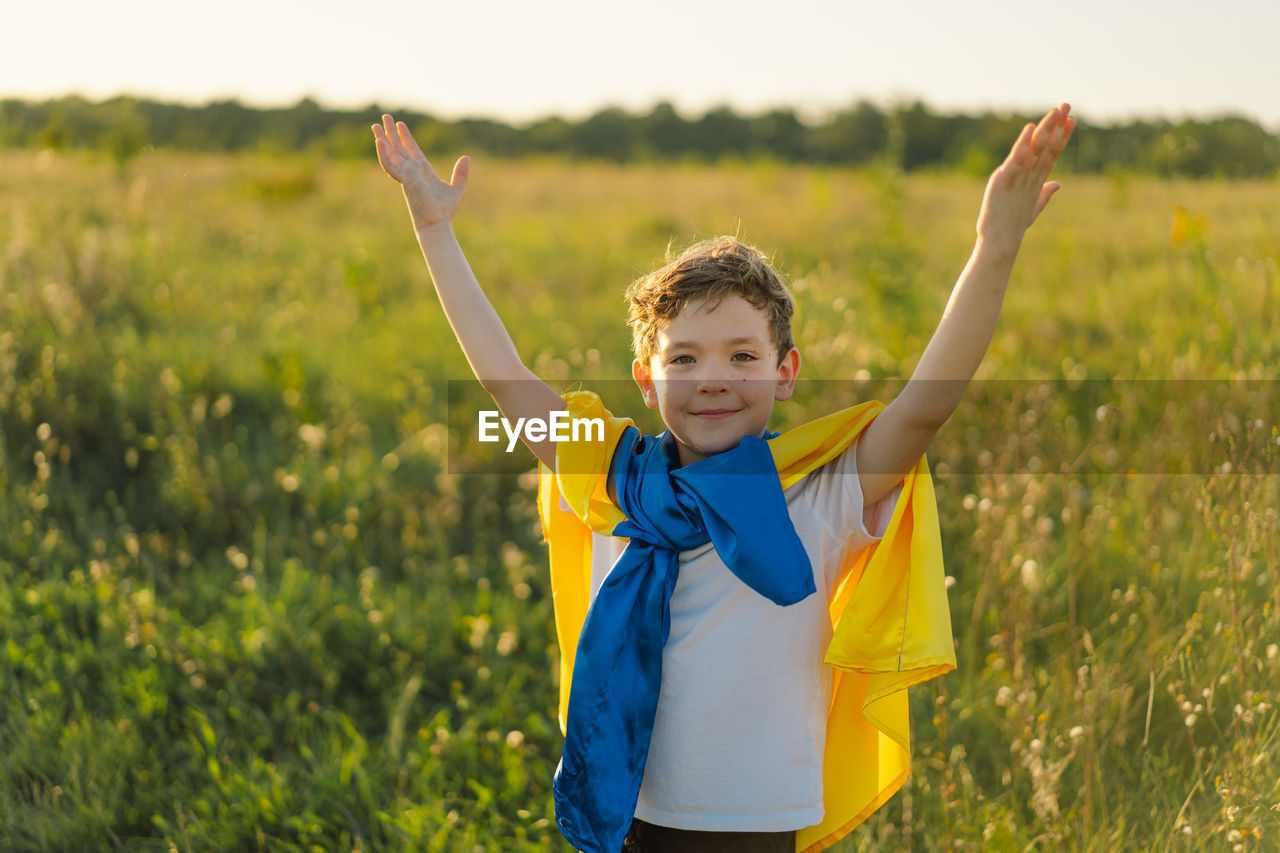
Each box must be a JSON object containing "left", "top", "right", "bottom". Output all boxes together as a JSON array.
[
  {"left": 774, "top": 347, "right": 802, "bottom": 402},
  {"left": 632, "top": 358, "right": 660, "bottom": 409}
]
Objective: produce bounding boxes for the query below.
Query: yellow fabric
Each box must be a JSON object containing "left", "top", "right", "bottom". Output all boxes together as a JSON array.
[{"left": 536, "top": 390, "right": 955, "bottom": 852}]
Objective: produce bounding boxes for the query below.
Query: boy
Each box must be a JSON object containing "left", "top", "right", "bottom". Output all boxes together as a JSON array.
[{"left": 373, "top": 103, "right": 1074, "bottom": 852}]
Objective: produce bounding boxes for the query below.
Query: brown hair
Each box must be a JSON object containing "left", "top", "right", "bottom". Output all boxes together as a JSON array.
[{"left": 626, "top": 237, "right": 795, "bottom": 366}]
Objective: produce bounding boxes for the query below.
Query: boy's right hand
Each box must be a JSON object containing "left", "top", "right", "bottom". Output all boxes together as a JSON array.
[{"left": 372, "top": 113, "right": 470, "bottom": 232}]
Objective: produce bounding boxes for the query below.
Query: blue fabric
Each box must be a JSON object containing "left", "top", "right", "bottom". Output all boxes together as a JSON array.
[{"left": 553, "top": 427, "right": 816, "bottom": 852}]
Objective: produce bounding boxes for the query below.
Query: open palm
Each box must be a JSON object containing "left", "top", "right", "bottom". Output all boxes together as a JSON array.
[
  {"left": 372, "top": 113, "right": 470, "bottom": 230},
  {"left": 977, "top": 103, "right": 1075, "bottom": 245}
]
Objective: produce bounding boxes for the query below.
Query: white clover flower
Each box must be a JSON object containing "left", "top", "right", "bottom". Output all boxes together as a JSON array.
[
  {"left": 1228, "top": 829, "right": 1241, "bottom": 842},
  {"left": 1184, "top": 713, "right": 1198, "bottom": 727},
  {"left": 1069, "top": 726, "right": 1084, "bottom": 741}
]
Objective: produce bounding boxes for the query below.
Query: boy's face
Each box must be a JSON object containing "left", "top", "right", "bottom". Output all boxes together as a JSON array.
[{"left": 632, "top": 294, "right": 801, "bottom": 468}]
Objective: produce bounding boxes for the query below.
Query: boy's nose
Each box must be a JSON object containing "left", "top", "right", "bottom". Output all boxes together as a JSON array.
[{"left": 695, "top": 374, "right": 730, "bottom": 394}]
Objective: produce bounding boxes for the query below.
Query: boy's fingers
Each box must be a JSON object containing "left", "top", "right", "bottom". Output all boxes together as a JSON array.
[
  {"left": 1008, "top": 123, "right": 1035, "bottom": 166},
  {"left": 400, "top": 121, "right": 428, "bottom": 160},
  {"left": 1059, "top": 116, "right": 1076, "bottom": 151},
  {"left": 1031, "top": 103, "right": 1070, "bottom": 154},
  {"left": 1030, "top": 108, "right": 1061, "bottom": 152},
  {"left": 450, "top": 155, "right": 471, "bottom": 191},
  {"left": 1031, "top": 181, "right": 1061, "bottom": 223},
  {"left": 1033, "top": 113, "right": 1076, "bottom": 174},
  {"left": 372, "top": 134, "right": 398, "bottom": 173},
  {"left": 382, "top": 114, "right": 405, "bottom": 156},
  {"left": 1045, "top": 119, "right": 1075, "bottom": 164},
  {"left": 396, "top": 120, "right": 423, "bottom": 161}
]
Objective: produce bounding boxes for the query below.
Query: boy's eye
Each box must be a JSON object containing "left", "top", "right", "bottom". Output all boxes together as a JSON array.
[
  {"left": 669, "top": 355, "right": 694, "bottom": 365},
  {"left": 731, "top": 352, "right": 757, "bottom": 362}
]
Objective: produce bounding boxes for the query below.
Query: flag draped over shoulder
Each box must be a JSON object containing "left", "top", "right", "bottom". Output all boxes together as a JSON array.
[{"left": 536, "top": 390, "right": 955, "bottom": 853}]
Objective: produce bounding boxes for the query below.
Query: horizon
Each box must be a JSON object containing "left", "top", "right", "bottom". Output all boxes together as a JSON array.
[{"left": 7, "top": 89, "right": 1277, "bottom": 132}]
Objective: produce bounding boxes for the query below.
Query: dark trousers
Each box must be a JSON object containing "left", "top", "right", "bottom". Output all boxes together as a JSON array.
[{"left": 622, "top": 818, "right": 796, "bottom": 852}]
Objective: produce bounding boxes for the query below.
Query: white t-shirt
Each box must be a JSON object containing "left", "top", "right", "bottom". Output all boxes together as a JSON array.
[{"left": 588, "top": 437, "right": 901, "bottom": 832}]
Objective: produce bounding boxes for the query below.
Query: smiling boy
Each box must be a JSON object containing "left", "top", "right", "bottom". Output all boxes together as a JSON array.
[
  {"left": 374, "top": 103, "right": 1074, "bottom": 852},
  {"left": 628, "top": 257, "right": 800, "bottom": 467}
]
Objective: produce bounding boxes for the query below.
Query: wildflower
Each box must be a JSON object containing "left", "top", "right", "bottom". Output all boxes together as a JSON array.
[
  {"left": 1020, "top": 559, "right": 1041, "bottom": 591},
  {"left": 1185, "top": 713, "right": 1198, "bottom": 727},
  {"left": 1228, "top": 830, "right": 1241, "bottom": 842},
  {"left": 1068, "top": 726, "right": 1084, "bottom": 741},
  {"left": 996, "top": 686, "right": 1014, "bottom": 707},
  {"left": 298, "top": 423, "right": 326, "bottom": 450},
  {"left": 1267, "top": 644, "right": 1278, "bottom": 660}
]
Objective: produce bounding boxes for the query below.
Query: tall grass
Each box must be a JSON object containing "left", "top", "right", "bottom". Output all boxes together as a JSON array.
[{"left": 1, "top": 149, "right": 1276, "bottom": 850}]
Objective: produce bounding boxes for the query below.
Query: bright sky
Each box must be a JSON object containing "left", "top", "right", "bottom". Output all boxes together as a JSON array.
[{"left": 4, "top": 0, "right": 1278, "bottom": 128}]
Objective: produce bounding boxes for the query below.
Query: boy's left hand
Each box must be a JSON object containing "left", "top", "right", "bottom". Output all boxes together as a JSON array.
[{"left": 976, "top": 103, "right": 1075, "bottom": 250}]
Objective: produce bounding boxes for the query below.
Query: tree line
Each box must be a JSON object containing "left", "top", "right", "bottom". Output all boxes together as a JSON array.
[{"left": 2, "top": 94, "right": 1278, "bottom": 178}]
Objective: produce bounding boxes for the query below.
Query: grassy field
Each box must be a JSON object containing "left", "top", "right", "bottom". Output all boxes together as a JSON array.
[{"left": 1, "top": 148, "right": 1277, "bottom": 851}]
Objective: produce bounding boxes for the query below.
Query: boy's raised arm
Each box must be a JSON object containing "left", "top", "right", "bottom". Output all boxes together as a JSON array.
[
  {"left": 373, "top": 114, "right": 565, "bottom": 470},
  {"left": 856, "top": 104, "right": 1075, "bottom": 506}
]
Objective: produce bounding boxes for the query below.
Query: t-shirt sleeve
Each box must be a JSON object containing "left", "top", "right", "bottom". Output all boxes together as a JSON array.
[{"left": 808, "top": 432, "right": 903, "bottom": 556}]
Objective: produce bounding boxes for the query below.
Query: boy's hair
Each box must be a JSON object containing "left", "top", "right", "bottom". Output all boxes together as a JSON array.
[{"left": 626, "top": 236, "right": 795, "bottom": 367}]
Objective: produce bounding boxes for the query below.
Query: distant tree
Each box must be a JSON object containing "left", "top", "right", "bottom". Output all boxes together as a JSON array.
[
  {"left": 525, "top": 115, "right": 574, "bottom": 155},
  {"left": 812, "top": 100, "right": 889, "bottom": 164},
  {"left": 196, "top": 99, "right": 260, "bottom": 151},
  {"left": 454, "top": 116, "right": 523, "bottom": 158},
  {"left": 694, "top": 106, "right": 753, "bottom": 161},
  {"left": 749, "top": 108, "right": 809, "bottom": 160},
  {"left": 103, "top": 96, "right": 150, "bottom": 166},
  {"left": 1147, "top": 116, "right": 1279, "bottom": 178},
  {"left": 1, "top": 94, "right": 1277, "bottom": 178},
  {"left": 572, "top": 107, "right": 636, "bottom": 161},
  {"left": 638, "top": 101, "right": 700, "bottom": 159}
]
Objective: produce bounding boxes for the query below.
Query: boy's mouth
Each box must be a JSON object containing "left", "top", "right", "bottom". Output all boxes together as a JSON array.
[{"left": 690, "top": 408, "right": 741, "bottom": 420}]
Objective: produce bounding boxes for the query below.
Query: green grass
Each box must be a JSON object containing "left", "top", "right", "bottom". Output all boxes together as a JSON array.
[{"left": 1, "top": 149, "right": 1277, "bottom": 851}]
